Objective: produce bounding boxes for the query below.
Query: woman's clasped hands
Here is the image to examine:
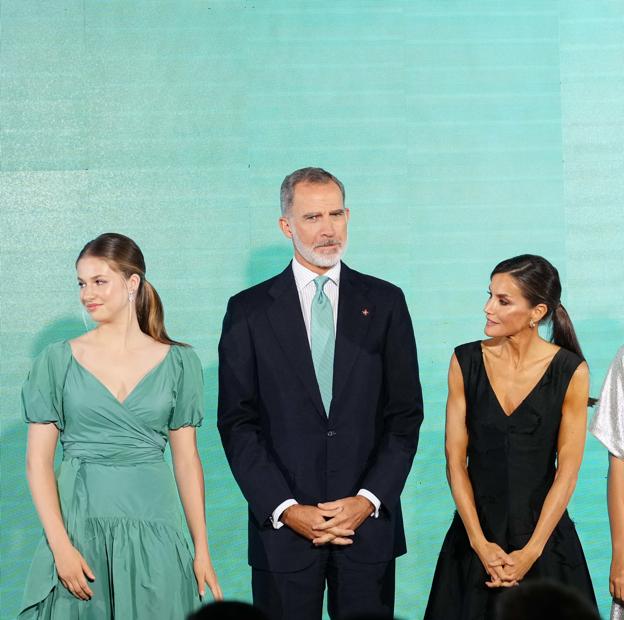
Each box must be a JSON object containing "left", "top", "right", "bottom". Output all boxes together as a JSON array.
[{"left": 474, "top": 540, "right": 540, "bottom": 588}]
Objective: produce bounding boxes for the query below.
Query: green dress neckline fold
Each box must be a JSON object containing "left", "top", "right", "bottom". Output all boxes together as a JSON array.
[{"left": 67, "top": 341, "right": 173, "bottom": 406}]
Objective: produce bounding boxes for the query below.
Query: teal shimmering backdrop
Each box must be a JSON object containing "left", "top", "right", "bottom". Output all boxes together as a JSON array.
[{"left": 1, "top": 2, "right": 623, "bottom": 618}]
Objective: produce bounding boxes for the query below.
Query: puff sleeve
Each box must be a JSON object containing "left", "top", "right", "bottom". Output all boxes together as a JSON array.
[
  {"left": 21, "top": 341, "right": 71, "bottom": 430},
  {"left": 168, "top": 346, "right": 205, "bottom": 429},
  {"left": 590, "top": 346, "right": 624, "bottom": 459}
]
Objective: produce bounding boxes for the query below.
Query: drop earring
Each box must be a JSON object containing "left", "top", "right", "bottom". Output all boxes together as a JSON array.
[
  {"left": 529, "top": 319, "right": 535, "bottom": 329},
  {"left": 129, "top": 290, "right": 136, "bottom": 303}
]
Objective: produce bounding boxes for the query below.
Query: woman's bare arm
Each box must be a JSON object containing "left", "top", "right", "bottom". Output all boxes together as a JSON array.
[
  {"left": 26, "top": 423, "right": 94, "bottom": 600},
  {"left": 445, "top": 353, "right": 514, "bottom": 586},
  {"left": 503, "top": 362, "right": 589, "bottom": 582},
  {"left": 169, "top": 426, "right": 222, "bottom": 600}
]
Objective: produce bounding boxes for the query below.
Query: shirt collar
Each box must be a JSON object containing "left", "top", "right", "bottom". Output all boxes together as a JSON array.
[{"left": 291, "top": 257, "right": 341, "bottom": 292}]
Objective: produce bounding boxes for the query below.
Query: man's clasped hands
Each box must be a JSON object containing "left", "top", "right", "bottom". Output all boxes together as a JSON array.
[{"left": 282, "top": 496, "right": 375, "bottom": 546}]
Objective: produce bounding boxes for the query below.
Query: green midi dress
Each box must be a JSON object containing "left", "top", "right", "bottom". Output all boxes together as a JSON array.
[{"left": 19, "top": 341, "right": 204, "bottom": 620}]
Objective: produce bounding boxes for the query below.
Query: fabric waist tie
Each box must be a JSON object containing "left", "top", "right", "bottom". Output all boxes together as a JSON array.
[{"left": 59, "top": 449, "right": 165, "bottom": 539}]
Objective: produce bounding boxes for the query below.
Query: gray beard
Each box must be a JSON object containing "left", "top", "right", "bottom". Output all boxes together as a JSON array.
[{"left": 290, "top": 228, "right": 347, "bottom": 268}]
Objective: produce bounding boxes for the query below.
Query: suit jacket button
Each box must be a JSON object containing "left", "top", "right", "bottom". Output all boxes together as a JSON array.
[{"left": 327, "top": 430, "right": 336, "bottom": 437}]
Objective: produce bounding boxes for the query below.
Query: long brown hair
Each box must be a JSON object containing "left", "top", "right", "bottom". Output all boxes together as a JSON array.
[{"left": 76, "top": 233, "right": 185, "bottom": 346}]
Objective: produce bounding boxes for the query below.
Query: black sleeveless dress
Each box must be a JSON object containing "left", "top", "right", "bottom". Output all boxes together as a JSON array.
[{"left": 424, "top": 341, "right": 597, "bottom": 620}]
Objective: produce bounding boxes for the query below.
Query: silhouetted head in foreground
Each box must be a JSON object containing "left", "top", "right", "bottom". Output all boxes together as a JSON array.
[
  {"left": 188, "top": 601, "right": 269, "bottom": 620},
  {"left": 496, "top": 580, "right": 599, "bottom": 620}
]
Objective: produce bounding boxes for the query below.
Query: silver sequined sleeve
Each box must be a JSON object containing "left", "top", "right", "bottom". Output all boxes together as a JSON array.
[
  {"left": 590, "top": 346, "right": 624, "bottom": 459},
  {"left": 591, "top": 348, "right": 624, "bottom": 619}
]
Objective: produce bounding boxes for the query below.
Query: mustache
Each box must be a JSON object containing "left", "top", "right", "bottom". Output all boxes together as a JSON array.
[{"left": 314, "top": 239, "right": 341, "bottom": 249}]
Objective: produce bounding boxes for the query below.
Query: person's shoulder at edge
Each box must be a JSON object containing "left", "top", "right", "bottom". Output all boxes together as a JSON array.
[{"left": 610, "top": 344, "right": 624, "bottom": 366}]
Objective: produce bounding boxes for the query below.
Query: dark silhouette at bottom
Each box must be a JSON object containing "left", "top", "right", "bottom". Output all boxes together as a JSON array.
[
  {"left": 496, "top": 579, "right": 600, "bottom": 620},
  {"left": 188, "top": 601, "right": 269, "bottom": 620},
  {"left": 188, "top": 602, "right": 402, "bottom": 620}
]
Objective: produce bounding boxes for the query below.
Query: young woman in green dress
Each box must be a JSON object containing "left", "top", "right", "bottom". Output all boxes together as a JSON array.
[{"left": 20, "top": 233, "right": 222, "bottom": 619}]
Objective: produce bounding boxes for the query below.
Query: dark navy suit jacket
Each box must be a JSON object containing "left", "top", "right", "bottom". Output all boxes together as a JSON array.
[{"left": 217, "top": 262, "right": 424, "bottom": 571}]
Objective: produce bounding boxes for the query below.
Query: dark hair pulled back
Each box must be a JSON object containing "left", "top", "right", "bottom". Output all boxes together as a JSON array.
[
  {"left": 76, "top": 233, "right": 184, "bottom": 346},
  {"left": 491, "top": 254, "right": 584, "bottom": 359}
]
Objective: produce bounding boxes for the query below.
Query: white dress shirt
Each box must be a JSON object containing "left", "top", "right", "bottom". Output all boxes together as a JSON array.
[{"left": 271, "top": 258, "right": 381, "bottom": 529}]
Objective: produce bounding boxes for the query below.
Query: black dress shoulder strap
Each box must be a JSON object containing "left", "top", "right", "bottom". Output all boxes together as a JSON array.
[
  {"left": 454, "top": 340, "right": 481, "bottom": 363},
  {"left": 554, "top": 347, "right": 584, "bottom": 375},
  {"left": 453, "top": 341, "right": 483, "bottom": 394},
  {"left": 549, "top": 347, "right": 584, "bottom": 396}
]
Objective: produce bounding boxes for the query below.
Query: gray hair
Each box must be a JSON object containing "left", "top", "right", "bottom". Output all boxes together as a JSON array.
[{"left": 280, "top": 167, "right": 345, "bottom": 215}]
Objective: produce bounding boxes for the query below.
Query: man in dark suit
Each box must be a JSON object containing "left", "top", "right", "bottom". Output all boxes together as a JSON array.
[{"left": 217, "top": 167, "right": 423, "bottom": 620}]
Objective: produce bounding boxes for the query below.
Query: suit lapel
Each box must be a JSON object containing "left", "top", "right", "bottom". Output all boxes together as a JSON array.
[
  {"left": 331, "top": 264, "right": 374, "bottom": 411},
  {"left": 267, "top": 266, "right": 326, "bottom": 417}
]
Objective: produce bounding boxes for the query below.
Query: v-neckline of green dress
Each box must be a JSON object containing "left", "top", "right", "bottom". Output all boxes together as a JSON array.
[{"left": 67, "top": 341, "right": 173, "bottom": 407}]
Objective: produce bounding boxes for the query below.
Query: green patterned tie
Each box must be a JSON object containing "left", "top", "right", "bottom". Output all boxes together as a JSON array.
[{"left": 311, "top": 276, "right": 335, "bottom": 415}]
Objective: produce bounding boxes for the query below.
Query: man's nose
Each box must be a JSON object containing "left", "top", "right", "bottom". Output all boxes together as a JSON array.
[{"left": 319, "top": 216, "right": 335, "bottom": 236}]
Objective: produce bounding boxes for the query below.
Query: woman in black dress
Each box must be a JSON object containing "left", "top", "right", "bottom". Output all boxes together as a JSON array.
[{"left": 425, "top": 255, "right": 597, "bottom": 619}]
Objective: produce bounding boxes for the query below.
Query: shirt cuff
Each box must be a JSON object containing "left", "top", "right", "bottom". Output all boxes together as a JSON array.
[
  {"left": 271, "top": 498, "right": 298, "bottom": 530},
  {"left": 357, "top": 489, "right": 381, "bottom": 518}
]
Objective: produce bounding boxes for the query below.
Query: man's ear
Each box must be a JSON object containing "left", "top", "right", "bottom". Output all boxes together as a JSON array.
[{"left": 279, "top": 216, "right": 293, "bottom": 239}]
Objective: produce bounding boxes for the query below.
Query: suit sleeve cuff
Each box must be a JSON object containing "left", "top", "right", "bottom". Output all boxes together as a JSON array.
[
  {"left": 357, "top": 489, "right": 381, "bottom": 518},
  {"left": 271, "top": 499, "right": 298, "bottom": 529}
]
